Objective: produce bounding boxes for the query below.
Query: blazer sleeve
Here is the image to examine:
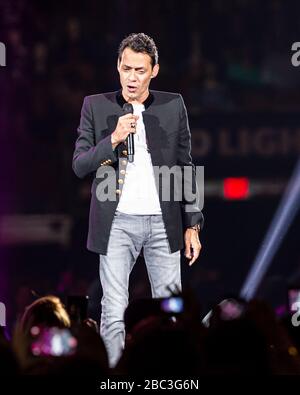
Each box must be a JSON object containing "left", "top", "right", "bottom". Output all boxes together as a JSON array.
[
  {"left": 177, "top": 95, "right": 204, "bottom": 230},
  {"left": 72, "top": 96, "right": 118, "bottom": 179}
]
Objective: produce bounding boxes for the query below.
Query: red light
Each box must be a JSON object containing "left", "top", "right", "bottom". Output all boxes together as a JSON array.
[{"left": 223, "top": 178, "right": 249, "bottom": 200}]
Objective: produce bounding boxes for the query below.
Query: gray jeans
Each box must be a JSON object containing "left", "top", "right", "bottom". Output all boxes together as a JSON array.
[{"left": 99, "top": 212, "right": 181, "bottom": 367}]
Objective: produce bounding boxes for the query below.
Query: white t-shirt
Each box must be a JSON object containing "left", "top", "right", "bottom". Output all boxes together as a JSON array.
[{"left": 116, "top": 103, "right": 162, "bottom": 215}]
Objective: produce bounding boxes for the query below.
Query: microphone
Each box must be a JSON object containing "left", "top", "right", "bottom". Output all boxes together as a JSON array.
[{"left": 122, "top": 103, "right": 134, "bottom": 163}]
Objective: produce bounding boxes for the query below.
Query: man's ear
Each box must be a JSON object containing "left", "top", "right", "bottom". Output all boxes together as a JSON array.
[
  {"left": 151, "top": 63, "right": 159, "bottom": 78},
  {"left": 117, "top": 58, "right": 121, "bottom": 72}
]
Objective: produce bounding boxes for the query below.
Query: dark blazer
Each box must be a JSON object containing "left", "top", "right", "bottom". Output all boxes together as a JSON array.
[{"left": 72, "top": 90, "right": 204, "bottom": 255}]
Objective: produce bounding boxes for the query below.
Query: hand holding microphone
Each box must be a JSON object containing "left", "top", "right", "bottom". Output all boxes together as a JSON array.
[{"left": 111, "top": 103, "right": 138, "bottom": 162}]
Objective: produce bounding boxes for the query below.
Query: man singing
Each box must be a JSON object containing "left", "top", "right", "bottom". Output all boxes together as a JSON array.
[{"left": 72, "top": 33, "right": 204, "bottom": 367}]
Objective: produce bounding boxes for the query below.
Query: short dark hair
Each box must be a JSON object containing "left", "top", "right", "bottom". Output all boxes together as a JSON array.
[{"left": 118, "top": 33, "right": 158, "bottom": 67}]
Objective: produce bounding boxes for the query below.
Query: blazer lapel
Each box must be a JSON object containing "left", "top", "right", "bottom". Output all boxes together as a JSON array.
[{"left": 143, "top": 109, "right": 166, "bottom": 166}]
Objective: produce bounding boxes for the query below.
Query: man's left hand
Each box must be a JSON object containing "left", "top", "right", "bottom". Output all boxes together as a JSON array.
[{"left": 184, "top": 228, "right": 202, "bottom": 266}]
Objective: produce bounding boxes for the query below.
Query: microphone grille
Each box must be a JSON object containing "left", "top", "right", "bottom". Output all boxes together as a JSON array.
[{"left": 123, "top": 103, "right": 133, "bottom": 114}]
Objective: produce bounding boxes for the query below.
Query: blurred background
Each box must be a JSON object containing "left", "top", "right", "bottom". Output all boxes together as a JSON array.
[{"left": 1, "top": 0, "right": 300, "bottom": 329}]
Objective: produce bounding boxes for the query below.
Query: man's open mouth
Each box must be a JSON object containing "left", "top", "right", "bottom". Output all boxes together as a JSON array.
[{"left": 127, "top": 85, "right": 137, "bottom": 92}]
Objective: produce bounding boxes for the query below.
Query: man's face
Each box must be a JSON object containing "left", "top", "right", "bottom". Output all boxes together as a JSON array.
[{"left": 117, "top": 47, "right": 159, "bottom": 103}]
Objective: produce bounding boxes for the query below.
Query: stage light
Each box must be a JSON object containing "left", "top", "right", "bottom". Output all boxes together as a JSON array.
[
  {"left": 240, "top": 159, "right": 300, "bottom": 301},
  {"left": 223, "top": 177, "right": 249, "bottom": 200}
]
